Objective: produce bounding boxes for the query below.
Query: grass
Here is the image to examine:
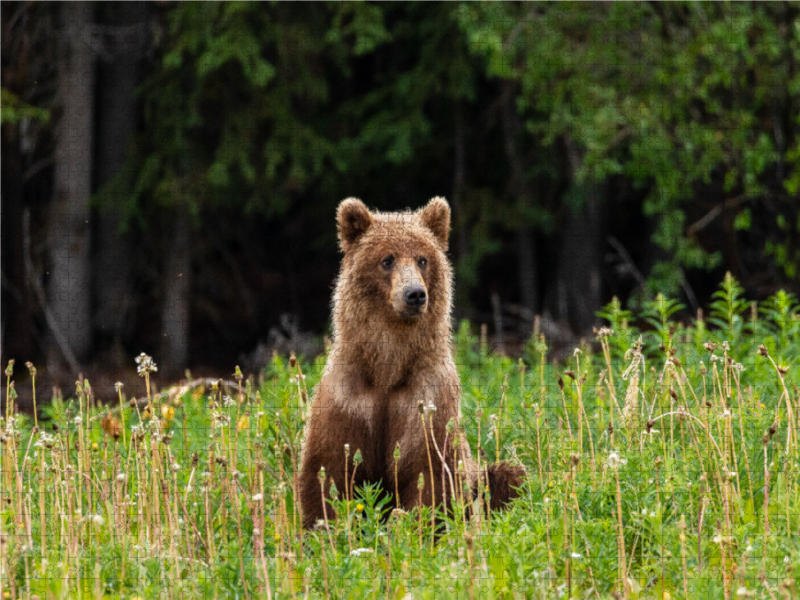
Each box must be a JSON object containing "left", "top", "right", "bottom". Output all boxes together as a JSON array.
[{"left": 2, "top": 272, "right": 800, "bottom": 599}]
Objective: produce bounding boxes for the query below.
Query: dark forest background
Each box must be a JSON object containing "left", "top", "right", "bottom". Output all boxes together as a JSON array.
[{"left": 5, "top": 2, "right": 800, "bottom": 398}]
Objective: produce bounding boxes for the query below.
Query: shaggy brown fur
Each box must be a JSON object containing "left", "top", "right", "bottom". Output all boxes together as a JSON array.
[{"left": 299, "top": 197, "right": 525, "bottom": 528}]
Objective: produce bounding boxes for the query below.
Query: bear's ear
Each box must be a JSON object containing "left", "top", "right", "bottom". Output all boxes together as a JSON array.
[
  {"left": 337, "top": 198, "right": 372, "bottom": 252},
  {"left": 417, "top": 197, "right": 450, "bottom": 250}
]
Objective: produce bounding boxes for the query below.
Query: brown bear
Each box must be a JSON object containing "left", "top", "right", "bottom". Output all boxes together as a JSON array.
[{"left": 299, "top": 197, "right": 524, "bottom": 528}]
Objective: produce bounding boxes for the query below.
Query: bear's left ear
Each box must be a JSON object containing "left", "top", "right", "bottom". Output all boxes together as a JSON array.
[{"left": 417, "top": 197, "right": 450, "bottom": 250}]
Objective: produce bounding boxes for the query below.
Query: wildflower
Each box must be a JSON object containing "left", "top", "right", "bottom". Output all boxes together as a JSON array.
[
  {"left": 571, "top": 552, "right": 582, "bottom": 559},
  {"left": 274, "top": 533, "right": 281, "bottom": 542},
  {"left": 606, "top": 451, "right": 627, "bottom": 470},
  {"left": 350, "top": 548, "right": 374, "bottom": 557},
  {"left": 722, "top": 341, "right": 730, "bottom": 352},
  {"left": 92, "top": 442, "right": 99, "bottom": 451},
  {"left": 237, "top": 415, "right": 249, "bottom": 431},
  {"left": 161, "top": 405, "right": 175, "bottom": 421},
  {"left": 252, "top": 493, "right": 263, "bottom": 502},
  {"left": 91, "top": 514, "right": 105, "bottom": 527},
  {"left": 115, "top": 382, "right": 123, "bottom": 392},
  {"left": 356, "top": 503, "right": 364, "bottom": 512},
  {"left": 135, "top": 353, "right": 158, "bottom": 376}
]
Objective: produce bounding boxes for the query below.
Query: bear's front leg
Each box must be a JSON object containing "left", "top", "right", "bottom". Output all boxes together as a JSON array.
[
  {"left": 299, "top": 411, "right": 355, "bottom": 529},
  {"left": 299, "top": 394, "right": 374, "bottom": 529}
]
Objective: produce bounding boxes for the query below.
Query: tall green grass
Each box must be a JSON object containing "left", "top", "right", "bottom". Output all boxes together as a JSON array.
[{"left": 2, "top": 272, "right": 800, "bottom": 599}]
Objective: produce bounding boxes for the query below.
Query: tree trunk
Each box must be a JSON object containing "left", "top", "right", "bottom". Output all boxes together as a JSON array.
[
  {"left": 501, "top": 80, "right": 537, "bottom": 317},
  {"left": 1, "top": 1, "right": 34, "bottom": 365},
  {"left": 554, "top": 138, "right": 604, "bottom": 334},
  {"left": 451, "top": 103, "right": 471, "bottom": 312},
  {"left": 1, "top": 122, "right": 33, "bottom": 365},
  {"left": 161, "top": 209, "right": 192, "bottom": 377},
  {"left": 94, "top": 2, "right": 148, "bottom": 365},
  {"left": 46, "top": 3, "right": 95, "bottom": 366}
]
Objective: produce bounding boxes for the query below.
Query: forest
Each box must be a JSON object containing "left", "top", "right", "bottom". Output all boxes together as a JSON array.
[{"left": 4, "top": 2, "right": 800, "bottom": 395}]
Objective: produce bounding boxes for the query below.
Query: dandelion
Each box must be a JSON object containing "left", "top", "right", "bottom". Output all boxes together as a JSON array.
[
  {"left": 356, "top": 503, "right": 364, "bottom": 512},
  {"left": 606, "top": 451, "right": 627, "bottom": 470},
  {"left": 135, "top": 353, "right": 158, "bottom": 376}
]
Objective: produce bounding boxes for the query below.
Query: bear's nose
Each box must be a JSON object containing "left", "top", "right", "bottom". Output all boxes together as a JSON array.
[{"left": 404, "top": 286, "right": 427, "bottom": 307}]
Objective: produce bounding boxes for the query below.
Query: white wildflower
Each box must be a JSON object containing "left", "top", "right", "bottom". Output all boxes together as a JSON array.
[
  {"left": 606, "top": 451, "right": 627, "bottom": 470},
  {"left": 350, "top": 548, "right": 374, "bottom": 557},
  {"left": 135, "top": 352, "right": 158, "bottom": 376}
]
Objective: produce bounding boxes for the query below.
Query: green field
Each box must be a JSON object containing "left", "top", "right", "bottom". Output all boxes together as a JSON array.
[{"left": 3, "top": 274, "right": 800, "bottom": 599}]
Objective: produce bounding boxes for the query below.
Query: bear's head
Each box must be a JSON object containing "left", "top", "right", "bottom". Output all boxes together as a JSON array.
[{"left": 335, "top": 197, "right": 452, "bottom": 327}]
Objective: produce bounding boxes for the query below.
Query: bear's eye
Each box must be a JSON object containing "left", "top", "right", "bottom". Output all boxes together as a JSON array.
[
  {"left": 381, "top": 255, "right": 395, "bottom": 270},
  {"left": 418, "top": 257, "right": 427, "bottom": 269}
]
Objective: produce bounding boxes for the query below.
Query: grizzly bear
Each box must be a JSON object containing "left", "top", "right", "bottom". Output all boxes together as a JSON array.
[{"left": 299, "top": 197, "right": 524, "bottom": 528}]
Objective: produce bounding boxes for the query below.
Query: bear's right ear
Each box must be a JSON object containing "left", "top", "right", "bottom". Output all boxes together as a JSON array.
[{"left": 337, "top": 198, "right": 372, "bottom": 252}]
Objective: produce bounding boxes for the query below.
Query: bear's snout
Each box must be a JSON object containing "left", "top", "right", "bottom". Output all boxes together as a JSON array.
[{"left": 404, "top": 285, "right": 427, "bottom": 309}]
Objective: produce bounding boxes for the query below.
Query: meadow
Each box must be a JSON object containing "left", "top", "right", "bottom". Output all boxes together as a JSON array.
[{"left": 3, "top": 273, "right": 800, "bottom": 599}]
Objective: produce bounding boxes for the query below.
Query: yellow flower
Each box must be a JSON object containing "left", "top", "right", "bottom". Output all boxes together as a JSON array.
[
  {"left": 274, "top": 533, "right": 281, "bottom": 542},
  {"left": 92, "top": 442, "right": 99, "bottom": 451},
  {"left": 356, "top": 503, "right": 364, "bottom": 512},
  {"left": 162, "top": 405, "right": 175, "bottom": 421},
  {"left": 237, "top": 416, "right": 249, "bottom": 431},
  {"left": 142, "top": 407, "right": 152, "bottom": 420}
]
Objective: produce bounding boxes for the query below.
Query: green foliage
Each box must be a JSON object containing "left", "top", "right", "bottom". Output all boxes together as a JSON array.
[
  {"left": 457, "top": 3, "right": 800, "bottom": 292},
  {"left": 7, "top": 276, "right": 800, "bottom": 597},
  {"left": 0, "top": 88, "right": 50, "bottom": 125}
]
